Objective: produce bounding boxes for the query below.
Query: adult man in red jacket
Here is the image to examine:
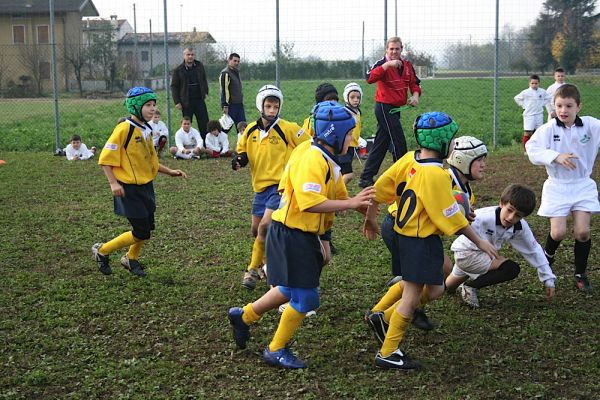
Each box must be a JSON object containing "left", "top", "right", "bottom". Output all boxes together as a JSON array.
[{"left": 359, "top": 37, "right": 422, "bottom": 188}]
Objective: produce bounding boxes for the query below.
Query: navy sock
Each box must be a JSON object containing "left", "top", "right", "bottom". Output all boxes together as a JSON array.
[{"left": 574, "top": 239, "right": 591, "bottom": 275}]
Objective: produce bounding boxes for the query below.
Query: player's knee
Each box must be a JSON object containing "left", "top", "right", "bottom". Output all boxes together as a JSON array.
[
  {"left": 550, "top": 227, "right": 567, "bottom": 241},
  {"left": 257, "top": 221, "right": 270, "bottom": 240},
  {"left": 428, "top": 285, "right": 445, "bottom": 300},
  {"left": 169, "top": 147, "right": 177, "bottom": 155},
  {"left": 573, "top": 228, "right": 590, "bottom": 242},
  {"left": 500, "top": 259, "right": 520, "bottom": 280},
  {"left": 132, "top": 227, "right": 151, "bottom": 241},
  {"left": 289, "top": 288, "right": 320, "bottom": 313}
]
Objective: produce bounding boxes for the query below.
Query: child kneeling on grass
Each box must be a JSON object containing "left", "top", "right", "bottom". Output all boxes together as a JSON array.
[
  {"left": 93, "top": 87, "right": 187, "bottom": 277},
  {"left": 228, "top": 101, "right": 375, "bottom": 369},
  {"left": 446, "top": 184, "right": 556, "bottom": 308}
]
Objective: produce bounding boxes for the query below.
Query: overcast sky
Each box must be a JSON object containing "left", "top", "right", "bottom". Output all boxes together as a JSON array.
[{"left": 89, "top": 0, "right": 551, "bottom": 61}]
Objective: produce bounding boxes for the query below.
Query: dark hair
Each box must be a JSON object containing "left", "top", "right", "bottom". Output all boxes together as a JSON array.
[
  {"left": 500, "top": 184, "right": 536, "bottom": 216},
  {"left": 206, "top": 120, "right": 222, "bottom": 132},
  {"left": 555, "top": 67, "right": 565, "bottom": 73},
  {"left": 70, "top": 134, "right": 82, "bottom": 142},
  {"left": 154, "top": 110, "right": 161, "bottom": 116},
  {"left": 181, "top": 116, "right": 192, "bottom": 123},
  {"left": 554, "top": 83, "right": 581, "bottom": 105},
  {"left": 315, "top": 83, "right": 338, "bottom": 103},
  {"left": 529, "top": 74, "right": 540, "bottom": 81},
  {"left": 229, "top": 53, "right": 240, "bottom": 60}
]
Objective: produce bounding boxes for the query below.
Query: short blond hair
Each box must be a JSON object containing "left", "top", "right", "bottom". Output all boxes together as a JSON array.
[{"left": 386, "top": 37, "right": 402, "bottom": 48}]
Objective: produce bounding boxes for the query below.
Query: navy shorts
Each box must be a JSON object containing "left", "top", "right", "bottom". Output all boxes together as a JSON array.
[
  {"left": 266, "top": 221, "right": 324, "bottom": 288},
  {"left": 337, "top": 147, "right": 355, "bottom": 175},
  {"left": 252, "top": 184, "right": 281, "bottom": 217},
  {"left": 393, "top": 234, "right": 444, "bottom": 285},
  {"left": 381, "top": 213, "right": 399, "bottom": 274},
  {"left": 114, "top": 181, "right": 156, "bottom": 219}
]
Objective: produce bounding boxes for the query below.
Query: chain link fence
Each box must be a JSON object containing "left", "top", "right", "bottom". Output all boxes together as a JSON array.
[{"left": 0, "top": 0, "right": 598, "bottom": 152}]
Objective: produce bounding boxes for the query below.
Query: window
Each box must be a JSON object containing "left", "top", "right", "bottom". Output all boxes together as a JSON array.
[
  {"left": 141, "top": 51, "right": 149, "bottom": 61},
  {"left": 37, "top": 25, "right": 49, "bottom": 44},
  {"left": 13, "top": 25, "right": 25, "bottom": 44},
  {"left": 39, "top": 61, "right": 50, "bottom": 79}
]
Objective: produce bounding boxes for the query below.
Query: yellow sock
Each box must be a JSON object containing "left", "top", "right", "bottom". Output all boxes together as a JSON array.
[
  {"left": 247, "top": 237, "right": 265, "bottom": 271},
  {"left": 372, "top": 281, "right": 404, "bottom": 312},
  {"left": 383, "top": 300, "right": 400, "bottom": 324},
  {"left": 269, "top": 304, "right": 305, "bottom": 352},
  {"left": 99, "top": 231, "right": 137, "bottom": 255},
  {"left": 242, "top": 303, "right": 261, "bottom": 325},
  {"left": 379, "top": 309, "right": 411, "bottom": 357},
  {"left": 127, "top": 240, "right": 144, "bottom": 260}
]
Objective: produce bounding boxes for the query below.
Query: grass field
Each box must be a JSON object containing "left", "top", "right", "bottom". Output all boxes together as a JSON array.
[
  {"left": 0, "top": 145, "right": 599, "bottom": 398},
  {"left": 1, "top": 75, "right": 599, "bottom": 152}
]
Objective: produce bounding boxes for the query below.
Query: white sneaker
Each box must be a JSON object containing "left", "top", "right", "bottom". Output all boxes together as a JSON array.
[
  {"left": 458, "top": 283, "right": 479, "bottom": 308},
  {"left": 278, "top": 303, "right": 316, "bottom": 317}
]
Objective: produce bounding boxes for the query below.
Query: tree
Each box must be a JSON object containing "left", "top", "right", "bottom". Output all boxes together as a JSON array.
[
  {"left": 87, "top": 22, "right": 117, "bottom": 91},
  {"left": 63, "top": 44, "right": 88, "bottom": 97},
  {"left": 18, "top": 44, "right": 48, "bottom": 96}
]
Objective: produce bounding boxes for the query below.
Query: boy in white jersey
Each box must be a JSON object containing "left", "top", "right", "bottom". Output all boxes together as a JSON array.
[
  {"left": 447, "top": 184, "right": 556, "bottom": 308},
  {"left": 526, "top": 84, "right": 600, "bottom": 293},
  {"left": 65, "top": 134, "right": 96, "bottom": 161},
  {"left": 148, "top": 110, "right": 168, "bottom": 156},
  {"left": 169, "top": 117, "right": 211, "bottom": 159},
  {"left": 514, "top": 74, "right": 552, "bottom": 153},
  {"left": 545, "top": 68, "right": 566, "bottom": 122}
]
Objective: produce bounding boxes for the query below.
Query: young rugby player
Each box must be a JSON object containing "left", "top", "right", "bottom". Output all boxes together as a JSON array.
[
  {"left": 526, "top": 84, "right": 600, "bottom": 293},
  {"left": 228, "top": 101, "right": 375, "bottom": 369},
  {"left": 362, "top": 112, "right": 498, "bottom": 369},
  {"left": 93, "top": 87, "right": 187, "bottom": 277},
  {"left": 233, "top": 85, "right": 310, "bottom": 290},
  {"left": 514, "top": 74, "right": 552, "bottom": 153}
]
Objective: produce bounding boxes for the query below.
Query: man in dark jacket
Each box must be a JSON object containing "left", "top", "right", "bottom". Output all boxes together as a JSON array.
[
  {"left": 219, "top": 53, "right": 246, "bottom": 132},
  {"left": 359, "top": 37, "right": 422, "bottom": 188},
  {"left": 171, "top": 47, "right": 210, "bottom": 141}
]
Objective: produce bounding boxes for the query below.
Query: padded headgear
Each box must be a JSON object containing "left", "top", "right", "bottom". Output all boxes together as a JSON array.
[
  {"left": 448, "top": 136, "right": 488, "bottom": 180},
  {"left": 125, "top": 87, "right": 156, "bottom": 122},
  {"left": 413, "top": 111, "right": 458, "bottom": 158},
  {"left": 219, "top": 113, "right": 235, "bottom": 133},
  {"left": 343, "top": 82, "right": 363, "bottom": 106},
  {"left": 315, "top": 83, "right": 338, "bottom": 103},
  {"left": 313, "top": 101, "right": 356, "bottom": 154},
  {"left": 256, "top": 84, "right": 283, "bottom": 121}
]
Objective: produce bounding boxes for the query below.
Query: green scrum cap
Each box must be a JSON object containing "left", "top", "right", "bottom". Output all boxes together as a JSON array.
[
  {"left": 125, "top": 87, "right": 156, "bottom": 121},
  {"left": 413, "top": 111, "right": 458, "bottom": 158}
]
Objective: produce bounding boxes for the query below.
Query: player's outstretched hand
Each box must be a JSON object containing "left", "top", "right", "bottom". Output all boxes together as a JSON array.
[
  {"left": 554, "top": 153, "right": 578, "bottom": 170},
  {"left": 362, "top": 218, "right": 380, "bottom": 240},
  {"left": 349, "top": 186, "right": 376, "bottom": 210},
  {"left": 170, "top": 169, "right": 187, "bottom": 178}
]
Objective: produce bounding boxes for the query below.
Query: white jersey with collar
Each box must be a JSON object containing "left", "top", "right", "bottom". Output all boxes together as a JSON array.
[
  {"left": 148, "top": 120, "right": 169, "bottom": 146},
  {"left": 175, "top": 127, "right": 204, "bottom": 150},
  {"left": 204, "top": 131, "right": 230, "bottom": 153},
  {"left": 451, "top": 206, "right": 556, "bottom": 285},
  {"left": 514, "top": 87, "right": 552, "bottom": 117},
  {"left": 526, "top": 116, "right": 600, "bottom": 182},
  {"left": 65, "top": 143, "right": 94, "bottom": 160},
  {"left": 545, "top": 82, "right": 564, "bottom": 117}
]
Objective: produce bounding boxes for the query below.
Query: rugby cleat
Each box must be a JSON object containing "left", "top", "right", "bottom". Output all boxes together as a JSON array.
[
  {"left": 458, "top": 283, "right": 480, "bottom": 308},
  {"left": 365, "top": 310, "right": 388, "bottom": 345},
  {"left": 574, "top": 274, "right": 593, "bottom": 293},
  {"left": 120, "top": 255, "right": 146, "bottom": 277},
  {"left": 412, "top": 308, "right": 434, "bottom": 331},
  {"left": 228, "top": 307, "right": 251, "bottom": 349},
  {"left": 92, "top": 243, "right": 112, "bottom": 275},
  {"left": 375, "top": 349, "right": 421, "bottom": 370},
  {"left": 242, "top": 269, "right": 261, "bottom": 290},
  {"left": 263, "top": 346, "right": 306, "bottom": 369}
]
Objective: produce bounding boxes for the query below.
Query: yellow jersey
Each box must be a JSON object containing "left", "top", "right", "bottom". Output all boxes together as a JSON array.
[
  {"left": 98, "top": 119, "right": 158, "bottom": 185},
  {"left": 237, "top": 118, "right": 309, "bottom": 193},
  {"left": 375, "top": 151, "right": 469, "bottom": 237},
  {"left": 345, "top": 106, "right": 362, "bottom": 147},
  {"left": 301, "top": 115, "right": 316, "bottom": 137},
  {"left": 272, "top": 140, "right": 348, "bottom": 235}
]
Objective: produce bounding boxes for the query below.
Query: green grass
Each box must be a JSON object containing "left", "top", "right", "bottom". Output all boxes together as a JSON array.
[
  {"left": 0, "top": 148, "right": 599, "bottom": 399},
  {"left": 1, "top": 76, "right": 599, "bottom": 151}
]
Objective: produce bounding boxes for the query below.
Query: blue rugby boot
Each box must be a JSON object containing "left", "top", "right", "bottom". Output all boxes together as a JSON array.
[
  {"left": 228, "top": 307, "right": 250, "bottom": 349},
  {"left": 263, "top": 346, "right": 306, "bottom": 369}
]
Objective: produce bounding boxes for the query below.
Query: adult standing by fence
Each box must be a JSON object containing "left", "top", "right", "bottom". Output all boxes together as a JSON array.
[
  {"left": 171, "top": 47, "right": 210, "bottom": 141},
  {"left": 220, "top": 53, "right": 246, "bottom": 132},
  {"left": 359, "top": 37, "right": 422, "bottom": 188}
]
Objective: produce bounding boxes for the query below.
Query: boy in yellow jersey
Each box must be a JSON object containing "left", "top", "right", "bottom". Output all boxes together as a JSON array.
[
  {"left": 228, "top": 101, "right": 375, "bottom": 369},
  {"left": 233, "top": 85, "right": 310, "bottom": 290},
  {"left": 92, "top": 87, "right": 187, "bottom": 277},
  {"left": 371, "top": 135, "right": 489, "bottom": 331},
  {"left": 339, "top": 82, "right": 363, "bottom": 185},
  {"left": 362, "top": 112, "right": 498, "bottom": 369}
]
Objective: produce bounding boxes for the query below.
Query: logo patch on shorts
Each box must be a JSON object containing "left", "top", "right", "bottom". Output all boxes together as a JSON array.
[
  {"left": 303, "top": 182, "right": 322, "bottom": 193},
  {"left": 104, "top": 143, "right": 118, "bottom": 151},
  {"left": 443, "top": 202, "right": 460, "bottom": 217}
]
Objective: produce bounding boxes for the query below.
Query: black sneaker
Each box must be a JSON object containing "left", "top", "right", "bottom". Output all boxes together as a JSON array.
[
  {"left": 375, "top": 349, "right": 421, "bottom": 370},
  {"left": 412, "top": 308, "right": 434, "bottom": 331},
  {"left": 92, "top": 243, "right": 112, "bottom": 275},
  {"left": 120, "top": 255, "right": 146, "bottom": 277},
  {"left": 365, "top": 311, "right": 388, "bottom": 345},
  {"left": 544, "top": 251, "right": 555, "bottom": 266},
  {"left": 574, "top": 274, "right": 593, "bottom": 293}
]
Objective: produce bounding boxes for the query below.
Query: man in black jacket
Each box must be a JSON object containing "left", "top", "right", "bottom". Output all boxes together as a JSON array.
[{"left": 171, "top": 47, "right": 210, "bottom": 141}]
